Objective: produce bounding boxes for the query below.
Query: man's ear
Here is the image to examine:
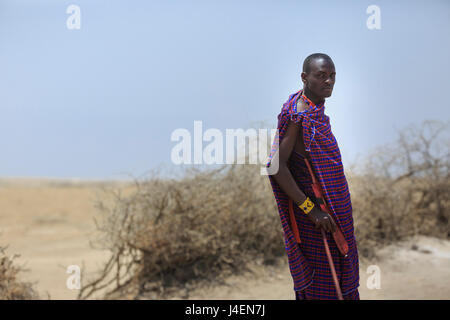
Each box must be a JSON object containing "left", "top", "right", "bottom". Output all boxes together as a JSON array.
[{"left": 301, "top": 72, "right": 307, "bottom": 85}]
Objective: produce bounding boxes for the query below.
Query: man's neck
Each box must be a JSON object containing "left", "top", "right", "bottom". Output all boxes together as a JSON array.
[{"left": 302, "top": 87, "right": 325, "bottom": 106}]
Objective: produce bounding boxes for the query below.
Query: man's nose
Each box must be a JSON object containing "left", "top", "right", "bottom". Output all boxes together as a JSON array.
[{"left": 325, "top": 77, "right": 334, "bottom": 85}]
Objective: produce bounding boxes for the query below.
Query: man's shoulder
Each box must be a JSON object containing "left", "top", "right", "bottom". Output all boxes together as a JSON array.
[{"left": 296, "top": 96, "right": 309, "bottom": 112}]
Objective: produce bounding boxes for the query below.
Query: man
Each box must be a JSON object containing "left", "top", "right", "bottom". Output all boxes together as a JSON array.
[{"left": 266, "top": 53, "right": 360, "bottom": 299}]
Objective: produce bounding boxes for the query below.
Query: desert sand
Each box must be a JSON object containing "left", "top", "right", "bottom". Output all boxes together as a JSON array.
[{"left": 0, "top": 178, "right": 449, "bottom": 300}]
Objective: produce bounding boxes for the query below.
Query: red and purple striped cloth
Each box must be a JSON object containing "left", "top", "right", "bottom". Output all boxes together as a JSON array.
[{"left": 266, "top": 89, "right": 360, "bottom": 299}]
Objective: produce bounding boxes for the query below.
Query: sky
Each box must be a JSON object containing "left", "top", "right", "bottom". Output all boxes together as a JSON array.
[{"left": 0, "top": 0, "right": 449, "bottom": 180}]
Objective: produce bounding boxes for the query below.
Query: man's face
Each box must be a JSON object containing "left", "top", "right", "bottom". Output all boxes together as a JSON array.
[{"left": 302, "top": 58, "right": 336, "bottom": 98}]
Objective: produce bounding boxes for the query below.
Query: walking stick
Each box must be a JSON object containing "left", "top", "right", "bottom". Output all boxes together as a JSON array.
[
  {"left": 287, "top": 155, "right": 347, "bottom": 300},
  {"left": 321, "top": 228, "right": 344, "bottom": 300}
]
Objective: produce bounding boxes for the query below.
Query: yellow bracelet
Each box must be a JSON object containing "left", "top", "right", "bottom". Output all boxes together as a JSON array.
[{"left": 296, "top": 197, "right": 315, "bottom": 214}]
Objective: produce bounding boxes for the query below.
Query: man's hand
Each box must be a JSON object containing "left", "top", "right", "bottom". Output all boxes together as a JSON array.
[{"left": 307, "top": 206, "right": 337, "bottom": 233}]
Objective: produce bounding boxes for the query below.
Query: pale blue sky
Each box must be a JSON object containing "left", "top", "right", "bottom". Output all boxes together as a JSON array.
[{"left": 0, "top": 0, "right": 449, "bottom": 179}]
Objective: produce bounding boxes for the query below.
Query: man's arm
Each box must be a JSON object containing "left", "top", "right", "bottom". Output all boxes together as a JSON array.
[
  {"left": 272, "top": 120, "right": 308, "bottom": 205},
  {"left": 272, "top": 119, "right": 337, "bottom": 233}
]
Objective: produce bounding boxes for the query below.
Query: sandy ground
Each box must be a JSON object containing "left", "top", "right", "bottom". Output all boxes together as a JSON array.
[
  {"left": 0, "top": 178, "right": 449, "bottom": 300},
  {"left": 0, "top": 178, "right": 130, "bottom": 299},
  {"left": 173, "top": 235, "right": 450, "bottom": 300}
]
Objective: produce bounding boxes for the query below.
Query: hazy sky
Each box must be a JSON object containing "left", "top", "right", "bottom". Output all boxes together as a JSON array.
[{"left": 1, "top": 0, "right": 449, "bottom": 180}]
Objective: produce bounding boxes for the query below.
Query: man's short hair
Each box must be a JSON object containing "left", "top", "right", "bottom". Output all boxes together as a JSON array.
[{"left": 302, "top": 53, "right": 334, "bottom": 73}]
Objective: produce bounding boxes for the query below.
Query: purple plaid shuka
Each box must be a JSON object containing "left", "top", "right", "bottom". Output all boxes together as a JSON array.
[{"left": 266, "top": 89, "right": 360, "bottom": 299}]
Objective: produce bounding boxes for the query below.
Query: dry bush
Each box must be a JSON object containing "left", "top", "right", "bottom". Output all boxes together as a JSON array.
[
  {"left": 78, "top": 163, "right": 282, "bottom": 300},
  {"left": 348, "top": 120, "right": 450, "bottom": 259},
  {"left": 0, "top": 245, "right": 40, "bottom": 300}
]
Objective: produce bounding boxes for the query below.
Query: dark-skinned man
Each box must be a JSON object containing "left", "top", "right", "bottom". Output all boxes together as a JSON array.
[{"left": 266, "top": 53, "right": 360, "bottom": 300}]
